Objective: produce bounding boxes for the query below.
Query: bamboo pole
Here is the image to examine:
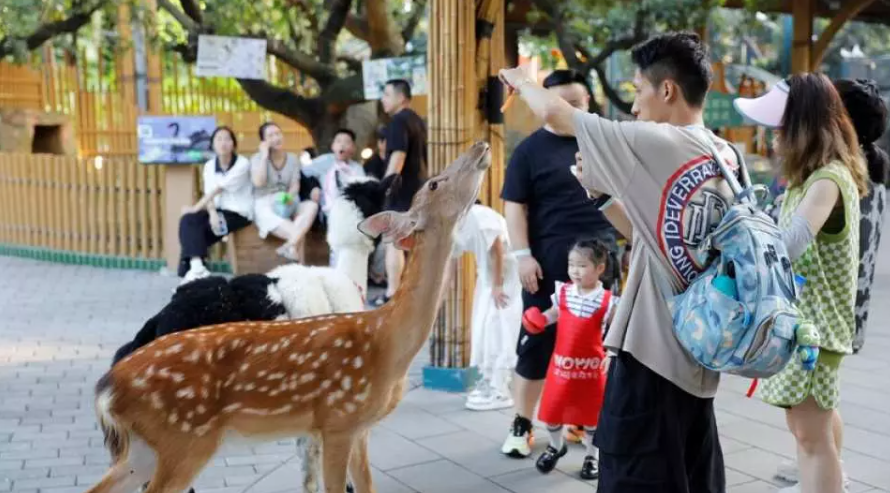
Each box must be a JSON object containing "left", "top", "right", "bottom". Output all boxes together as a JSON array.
[
  {"left": 138, "top": 163, "right": 149, "bottom": 258},
  {"left": 62, "top": 155, "right": 73, "bottom": 251},
  {"left": 149, "top": 166, "right": 161, "bottom": 259},
  {"left": 128, "top": 160, "right": 138, "bottom": 257}
]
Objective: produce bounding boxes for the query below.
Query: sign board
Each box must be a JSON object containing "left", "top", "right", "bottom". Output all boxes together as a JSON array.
[
  {"left": 703, "top": 91, "right": 744, "bottom": 129},
  {"left": 196, "top": 35, "right": 267, "bottom": 80},
  {"left": 362, "top": 56, "right": 427, "bottom": 100},
  {"left": 137, "top": 116, "right": 217, "bottom": 164}
]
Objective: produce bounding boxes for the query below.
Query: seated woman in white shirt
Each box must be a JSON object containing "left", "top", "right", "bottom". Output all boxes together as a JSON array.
[
  {"left": 250, "top": 122, "right": 321, "bottom": 262},
  {"left": 179, "top": 126, "right": 254, "bottom": 283}
]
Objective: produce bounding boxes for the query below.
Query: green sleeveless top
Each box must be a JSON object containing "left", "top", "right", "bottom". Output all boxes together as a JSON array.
[{"left": 779, "top": 161, "right": 860, "bottom": 355}]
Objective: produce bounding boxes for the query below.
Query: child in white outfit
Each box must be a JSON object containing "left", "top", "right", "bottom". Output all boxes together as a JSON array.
[{"left": 452, "top": 203, "right": 523, "bottom": 411}]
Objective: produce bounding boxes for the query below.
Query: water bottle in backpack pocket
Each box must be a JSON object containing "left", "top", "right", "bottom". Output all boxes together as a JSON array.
[{"left": 665, "top": 133, "right": 820, "bottom": 379}]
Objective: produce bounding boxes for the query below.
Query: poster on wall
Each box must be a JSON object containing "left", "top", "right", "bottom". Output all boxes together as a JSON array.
[
  {"left": 196, "top": 35, "right": 267, "bottom": 80},
  {"left": 362, "top": 55, "right": 427, "bottom": 100},
  {"left": 137, "top": 116, "right": 217, "bottom": 164}
]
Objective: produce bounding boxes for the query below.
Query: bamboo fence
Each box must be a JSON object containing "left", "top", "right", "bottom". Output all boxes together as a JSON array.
[{"left": 0, "top": 153, "right": 164, "bottom": 259}]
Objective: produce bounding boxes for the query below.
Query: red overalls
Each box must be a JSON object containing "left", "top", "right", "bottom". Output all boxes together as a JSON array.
[{"left": 537, "top": 284, "right": 610, "bottom": 427}]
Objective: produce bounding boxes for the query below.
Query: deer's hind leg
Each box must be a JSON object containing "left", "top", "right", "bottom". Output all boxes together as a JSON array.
[
  {"left": 321, "top": 432, "right": 356, "bottom": 493},
  {"left": 142, "top": 435, "right": 220, "bottom": 493},
  {"left": 347, "top": 431, "right": 374, "bottom": 493},
  {"left": 85, "top": 435, "right": 157, "bottom": 493}
]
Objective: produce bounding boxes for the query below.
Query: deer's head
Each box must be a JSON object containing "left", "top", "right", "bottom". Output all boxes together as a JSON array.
[{"left": 358, "top": 142, "right": 491, "bottom": 249}]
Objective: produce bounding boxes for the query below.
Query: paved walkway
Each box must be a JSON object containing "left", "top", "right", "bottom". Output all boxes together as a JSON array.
[{"left": 0, "top": 251, "right": 889, "bottom": 493}]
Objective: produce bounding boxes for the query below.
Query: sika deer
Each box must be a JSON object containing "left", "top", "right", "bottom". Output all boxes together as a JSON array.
[{"left": 86, "top": 141, "right": 492, "bottom": 493}]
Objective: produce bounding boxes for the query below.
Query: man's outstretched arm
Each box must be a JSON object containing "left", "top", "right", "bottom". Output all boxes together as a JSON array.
[{"left": 499, "top": 68, "right": 577, "bottom": 136}]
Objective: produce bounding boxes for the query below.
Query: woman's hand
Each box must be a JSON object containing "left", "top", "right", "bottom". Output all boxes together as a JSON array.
[
  {"left": 492, "top": 285, "right": 510, "bottom": 309},
  {"left": 518, "top": 255, "right": 543, "bottom": 294},
  {"left": 258, "top": 140, "right": 271, "bottom": 157}
]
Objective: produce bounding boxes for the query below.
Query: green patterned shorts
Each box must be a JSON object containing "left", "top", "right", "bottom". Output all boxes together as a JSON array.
[{"left": 759, "top": 352, "right": 842, "bottom": 410}]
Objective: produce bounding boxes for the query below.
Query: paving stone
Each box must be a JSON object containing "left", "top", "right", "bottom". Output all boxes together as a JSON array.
[{"left": 387, "top": 459, "right": 511, "bottom": 493}]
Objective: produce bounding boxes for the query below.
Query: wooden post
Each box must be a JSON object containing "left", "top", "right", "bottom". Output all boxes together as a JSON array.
[
  {"left": 811, "top": 0, "right": 876, "bottom": 70},
  {"left": 162, "top": 165, "right": 195, "bottom": 271},
  {"left": 144, "top": 0, "right": 163, "bottom": 114},
  {"left": 791, "top": 0, "right": 813, "bottom": 74}
]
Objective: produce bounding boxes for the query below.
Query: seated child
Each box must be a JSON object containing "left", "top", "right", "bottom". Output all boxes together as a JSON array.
[{"left": 522, "top": 238, "right": 619, "bottom": 480}]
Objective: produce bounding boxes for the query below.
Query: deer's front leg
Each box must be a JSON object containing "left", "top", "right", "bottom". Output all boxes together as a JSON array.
[
  {"left": 347, "top": 430, "right": 374, "bottom": 493},
  {"left": 321, "top": 432, "right": 355, "bottom": 493},
  {"left": 297, "top": 436, "right": 320, "bottom": 493}
]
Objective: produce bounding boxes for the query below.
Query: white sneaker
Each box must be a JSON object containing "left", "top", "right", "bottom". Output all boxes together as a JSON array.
[
  {"left": 466, "top": 390, "right": 513, "bottom": 411},
  {"left": 466, "top": 379, "right": 492, "bottom": 406},
  {"left": 180, "top": 264, "right": 210, "bottom": 286},
  {"left": 501, "top": 415, "right": 533, "bottom": 458},
  {"left": 775, "top": 459, "right": 851, "bottom": 488}
]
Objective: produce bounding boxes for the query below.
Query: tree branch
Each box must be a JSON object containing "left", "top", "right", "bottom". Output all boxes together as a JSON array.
[
  {"left": 263, "top": 37, "right": 338, "bottom": 83},
  {"left": 365, "top": 0, "right": 403, "bottom": 56},
  {"left": 178, "top": 0, "right": 203, "bottom": 25},
  {"left": 593, "top": 63, "right": 632, "bottom": 115},
  {"left": 236, "top": 79, "right": 322, "bottom": 127},
  {"left": 401, "top": 0, "right": 427, "bottom": 43},
  {"left": 318, "top": 0, "right": 353, "bottom": 64},
  {"left": 0, "top": 0, "right": 108, "bottom": 59},
  {"left": 344, "top": 14, "right": 370, "bottom": 42},
  {"left": 157, "top": 0, "right": 199, "bottom": 33}
]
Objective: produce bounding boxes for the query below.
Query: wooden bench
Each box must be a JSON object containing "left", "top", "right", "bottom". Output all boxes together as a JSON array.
[{"left": 226, "top": 224, "right": 330, "bottom": 275}]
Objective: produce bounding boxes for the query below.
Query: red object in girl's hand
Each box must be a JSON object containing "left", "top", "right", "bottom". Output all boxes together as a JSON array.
[{"left": 522, "top": 307, "right": 548, "bottom": 334}]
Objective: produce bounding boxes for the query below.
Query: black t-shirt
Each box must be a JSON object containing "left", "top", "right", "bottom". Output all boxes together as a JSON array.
[
  {"left": 364, "top": 154, "right": 386, "bottom": 180},
  {"left": 501, "top": 128, "right": 615, "bottom": 275},
  {"left": 386, "top": 108, "right": 427, "bottom": 210}
]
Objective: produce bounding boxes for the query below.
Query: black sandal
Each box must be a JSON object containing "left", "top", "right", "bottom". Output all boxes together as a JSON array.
[{"left": 535, "top": 445, "right": 567, "bottom": 474}]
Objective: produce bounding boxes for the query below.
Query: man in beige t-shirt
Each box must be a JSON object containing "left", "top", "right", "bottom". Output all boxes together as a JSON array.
[{"left": 500, "top": 33, "right": 732, "bottom": 492}]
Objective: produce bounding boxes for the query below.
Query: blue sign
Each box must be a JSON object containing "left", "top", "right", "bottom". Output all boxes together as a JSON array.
[
  {"left": 704, "top": 92, "right": 744, "bottom": 129},
  {"left": 137, "top": 116, "right": 217, "bottom": 164}
]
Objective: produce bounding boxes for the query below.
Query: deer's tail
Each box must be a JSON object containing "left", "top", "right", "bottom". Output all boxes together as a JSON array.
[{"left": 95, "top": 372, "right": 129, "bottom": 462}]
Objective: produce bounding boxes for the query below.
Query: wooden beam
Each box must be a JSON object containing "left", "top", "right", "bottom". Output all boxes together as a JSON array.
[
  {"left": 811, "top": 0, "right": 877, "bottom": 69},
  {"left": 791, "top": 0, "right": 813, "bottom": 74}
]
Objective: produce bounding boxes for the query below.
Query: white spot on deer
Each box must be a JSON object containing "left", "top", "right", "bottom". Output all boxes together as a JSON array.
[
  {"left": 176, "top": 387, "right": 195, "bottom": 399},
  {"left": 258, "top": 370, "right": 268, "bottom": 377},
  {"left": 239, "top": 363, "right": 250, "bottom": 372},
  {"left": 158, "top": 367, "right": 171, "bottom": 378},
  {"left": 186, "top": 411, "right": 194, "bottom": 420},
  {"left": 131, "top": 377, "right": 147, "bottom": 389},
  {"left": 353, "top": 356, "right": 363, "bottom": 369},
  {"left": 165, "top": 343, "right": 184, "bottom": 355},
  {"left": 266, "top": 372, "right": 285, "bottom": 381},
  {"left": 181, "top": 422, "right": 192, "bottom": 433},
  {"left": 363, "top": 342, "right": 371, "bottom": 352},
  {"left": 216, "top": 348, "right": 226, "bottom": 360},
  {"left": 334, "top": 339, "right": 343, "bottom": 348},
  {"left": 244, "top": 383, "right": 256, "bottom": 391},
  {"left": 201, "top": 374, "right": 211, "bottom": 384},
  {"left": 299, "top": 373, "right": 316, "bottom": 384},
  {"left": 184, "top": 350, "right": 200, "bottom": 363},
  {"left": 341, "top": 377, "right": 352, "bottom": 391},
  {"left": 229, "top": 339, "right": 243, "bottom": 350},
  {"left": 168, "top": 412, "right": 178, "bottom": 424},
  {"left": 270, "top": 344, "right": 281, "bottom": 352},
  {"left": 259, "top": 386, "right": 270, "bottom": 392},
  {"left": 343, "top": 403, "right": 357, "bottom": 413},
  {"left": 252, "top": 344, "right": 269, "bottom": 354},
  {"left": 241, "top": 408, "right": 270, "bottom": 416},
  {"left": 321, "top": 380, "right": 331, "bottom": 389},
  {"left": 344, "top": 340, "right": 353, "bottom": 349},
  {"left": 320, "top": 353, "right": 328, "bottom": 362},
  {"left": 195, "top": 423, "right": 211, "bottom": 436},
  {"left": 150, "top": 392, "right": 164, "bottom": 409},
  {"left": 270, "top": 405, "right": 292, "bottom": 415},
  {"left": 354, "top": 385, "right": 372, "bottom": 402},
  {"left": 225, "top": 326, "right": 236, "bottom": 333},
  {"left": 359, "top": 377, "right": 368, "bottom": 385},
  {"left": 196, "top": 404, "right": 206, "bottom": 414},
  {"left": 234, "top": 384, "right": 243, "bottom": 391},
  {"left": 224, "top": 375, "right": 236, "bottom": 388},
  {"left": 154, "top": 351, "right": 163, "bottom": 358},
  {"left": 311, "top": 361, "right": 320, "bottom": 369},
  {"left": 171, "top": 372, "right": 185, "bottom": 383},
  {"left": 334, "top": 370, "right": 342, "bottom": 379},
  {"left": 222, "top": 403, "right": 242, "bottom": 413},
  {"left": 287, "top": 382, "right": 298, "bottom": 391}
]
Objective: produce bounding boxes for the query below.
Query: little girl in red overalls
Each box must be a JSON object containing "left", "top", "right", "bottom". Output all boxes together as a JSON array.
[{"left": 521, "top": 238, "right": 618, "bottom": 481}]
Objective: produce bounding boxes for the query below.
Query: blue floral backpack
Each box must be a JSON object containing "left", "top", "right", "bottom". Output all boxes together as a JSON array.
[{"left": 665, "top": 132, "right": 820, "bottom": 379}]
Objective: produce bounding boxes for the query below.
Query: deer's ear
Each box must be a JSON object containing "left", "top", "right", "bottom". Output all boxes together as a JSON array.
[{"left": 358, "top": 211, "right": 419, "bottom": 243}]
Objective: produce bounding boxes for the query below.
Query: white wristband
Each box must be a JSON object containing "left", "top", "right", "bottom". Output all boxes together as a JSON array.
[{"left": 513, "top": 248, "right": 531, "bottom": 258}]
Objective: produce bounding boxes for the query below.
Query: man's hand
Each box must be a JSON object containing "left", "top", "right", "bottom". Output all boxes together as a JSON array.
[
  {"left": 310, "top": 187, "right": 321, "bottom": 203},
  {"left": 492, "top": 285, "right": 510, "bottom": 309},
  {"left": 573, "top": 152, "right": 602, "bottom": 199},
  {"left": 498, "top": 67, "right": 533, "bottom": 92},
  {"left": 519, "top": 255, "right": 543, "bottom": 294}
]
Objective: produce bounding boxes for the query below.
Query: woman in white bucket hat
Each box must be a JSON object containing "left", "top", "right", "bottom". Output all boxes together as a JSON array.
[{"left": 735, "top": 73, "right": 868, "bottom": 493}]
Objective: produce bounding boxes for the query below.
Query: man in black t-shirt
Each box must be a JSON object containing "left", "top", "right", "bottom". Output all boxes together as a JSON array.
[
  {"left": 374, "top": 79, "right": 428, "bottom": 305},
  {"left": 499, "top": 70, "right": 617, "bottom": 460}
]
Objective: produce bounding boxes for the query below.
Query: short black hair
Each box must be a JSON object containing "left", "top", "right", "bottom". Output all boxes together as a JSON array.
[
  {"left": 375, "top": 125, "right": 387, "bottom": 140},
  {"left": 334, "top": 128, "right": 356, "bottom": 142},
  {"left": 570, "top": 237, "right": 610, "bottom": 265},
  {"left": 385, "top": 79, "right": 412, "bottom": 100},
  {"left": 630, "top": 32, "right": 712, "bottom": 107},
  {"left": 543, "top": 69, "right": 591, "bottom": 95},
  {"left": 210, "top": 126, "right": 238, "bottom": 151},
  {"left": 258, "top": 121, "right": 281, "bottom": 141}
]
